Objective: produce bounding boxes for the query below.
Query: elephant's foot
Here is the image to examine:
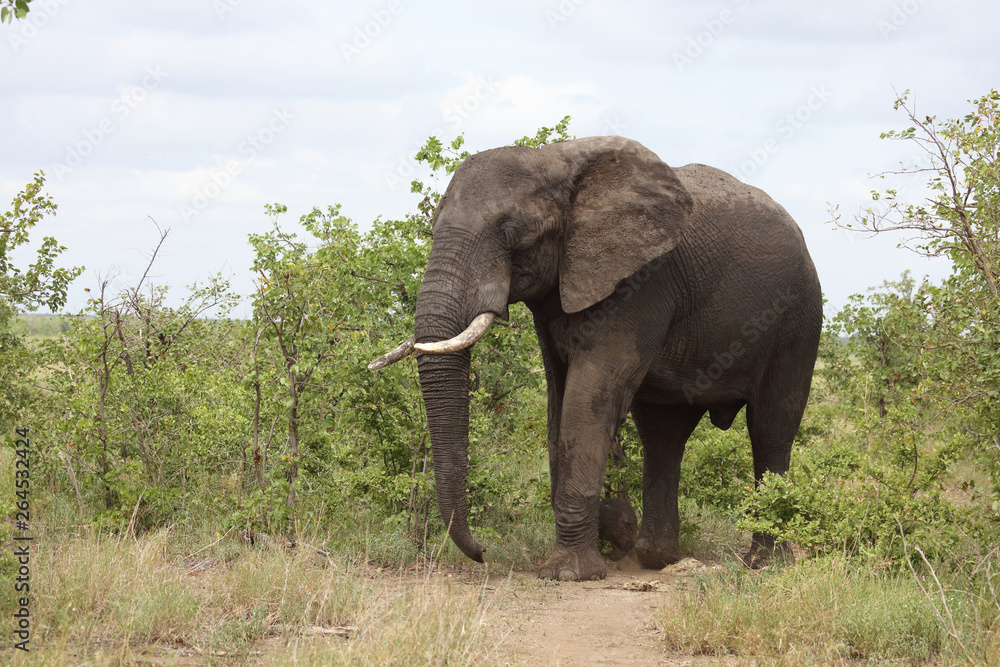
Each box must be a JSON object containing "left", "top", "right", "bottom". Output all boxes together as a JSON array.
[
  {"left": 537, "top": 546, "right": 606, "bottom": 581},
  {"left": 741, "top": 533, "right": 793, "bottom": 569},
  {"left": 634, "top": 535, "right": 682, "bottom": 570}
]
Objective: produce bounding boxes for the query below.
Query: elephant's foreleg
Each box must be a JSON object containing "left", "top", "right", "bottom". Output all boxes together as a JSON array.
[
  {"left": 538, "top": 429, "right": 609, "bottom": 581},
  {"left": 537, "top": 361, "right": 638, "bottom": 581},
  {"left": 632, "top": 401, "right": 706, "bottom": 569}
]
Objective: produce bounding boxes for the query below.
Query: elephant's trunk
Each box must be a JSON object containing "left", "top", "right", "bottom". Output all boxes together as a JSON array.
[
  {"left": 413, "top": 255, "right": 497, "bottom": 563},
  {"left": 411, "top": 223, "right": 511, "bottom": 563},
  {"left": 417, "top": 347, "right": 486, "bottom": 562}
]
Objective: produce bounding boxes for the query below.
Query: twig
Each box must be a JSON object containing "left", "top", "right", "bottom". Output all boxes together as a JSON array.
[
  {"left": 61, "top": 447, "right": 85, "bottom": 512},
  {"left": 182, "top": 526, "right": 237, "bottom": 561},
  {"left": 126, "top": 490, "right": 145, "bottom": 540},
  {"left": 898, "top": 519, "right": 973, "bottom": 662},
  {"left": 296, "top": 540, "right": 334, "bottom": 560},
  {"left": 349, "top": 270, "right": 408, "bottom": 301}
]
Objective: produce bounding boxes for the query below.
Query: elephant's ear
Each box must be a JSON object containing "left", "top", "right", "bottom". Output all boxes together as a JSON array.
[{"left": 559, "top": 138, "right": 694, "bottom": 313}]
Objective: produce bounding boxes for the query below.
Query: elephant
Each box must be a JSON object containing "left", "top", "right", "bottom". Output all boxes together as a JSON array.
[
  {"left": 598, "top": 497, "right": 637, "bottom": 562},
  {"left": 369, "top": 135, "right": 822, "bottom": 581}
]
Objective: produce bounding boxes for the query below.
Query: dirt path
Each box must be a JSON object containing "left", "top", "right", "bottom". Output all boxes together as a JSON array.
[{"left": 497, "top": 556, "right": 714, "bottom": 666}]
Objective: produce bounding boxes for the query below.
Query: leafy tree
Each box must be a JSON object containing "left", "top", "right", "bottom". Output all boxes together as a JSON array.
[
  {"left": 1, "top": 172, "right": 83, "bottom": 433},
  {"left": 831, "top": 89, "right": 1000, "bottom": 515},
  {"left": 29, "top": 226, "right": 242, "bottom": 527},
  {"left": 822, "top": 273, "right": 928, "bottom": 418},
  {"left": 0, "top": 172, "right": 83, "bottom": 314},
  {"left": 850, "top": 91, "right": 999, "bottom": 299},
  {"left": 0, "top": 0, "right": 30, "bottom": 24},
  {"left": 245, "top": 199, "right": 542, "bottom": 543},
  {"left": 248, "top": 204, "right": 369, "bottom": 536}
]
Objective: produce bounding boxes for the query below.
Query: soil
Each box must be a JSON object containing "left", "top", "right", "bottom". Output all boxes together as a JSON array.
[{"left": 493, "top": 554, "right": 723, "bottom": 666}]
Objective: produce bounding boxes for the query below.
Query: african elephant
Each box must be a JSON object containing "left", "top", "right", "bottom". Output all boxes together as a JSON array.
[{"left": 369, "top": 135, "right": 822, "bottom": 581}]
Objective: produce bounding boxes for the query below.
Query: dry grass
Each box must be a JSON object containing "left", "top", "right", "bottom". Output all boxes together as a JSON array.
[
  {"left": 38, "top": 529, "right": 201, "bottom": 645},
  {"left": 1, "top": 526, "right": 510, "bottom": 665},
  {"left": 657, "top": 555, "right": 1000, "bottom": 665},
  {"left": 268, "top": 576, "right": 505, "bottom": 665}
]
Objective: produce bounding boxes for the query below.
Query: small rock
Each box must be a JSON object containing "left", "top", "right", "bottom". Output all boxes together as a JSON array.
[{"left": 660, "top": 557, "right": 706, "bottom": 574}]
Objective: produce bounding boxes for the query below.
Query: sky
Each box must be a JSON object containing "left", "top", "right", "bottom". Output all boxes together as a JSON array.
[{"left": 1, "top": 0, "right": 997, "bottom": 318}]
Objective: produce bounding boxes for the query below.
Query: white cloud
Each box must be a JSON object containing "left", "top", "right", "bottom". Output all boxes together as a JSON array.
[
  {"left": 435, "top": 75, "right": 608, "bottom": 144},
  {"left": 1, "top": 0, "right": 998, "bottom": 317}
]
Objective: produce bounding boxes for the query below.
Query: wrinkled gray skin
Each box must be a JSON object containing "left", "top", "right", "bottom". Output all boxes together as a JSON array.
[
  {"left": 407, "top": 136, "right": 822, "bottom": 581},
  {"left": 598, "top": 497, "right": 637, "bottom": 562}
]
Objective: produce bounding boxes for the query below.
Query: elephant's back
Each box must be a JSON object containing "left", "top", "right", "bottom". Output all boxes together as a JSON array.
[
  {"left": 675, "top": 164, "right": 803, "bottom": 240},
  {"left": 673, "top": 163, "right": 817, "bottom": 287},
  {"left": 667, "top": 163, "right": 822, "bottom": 351}
]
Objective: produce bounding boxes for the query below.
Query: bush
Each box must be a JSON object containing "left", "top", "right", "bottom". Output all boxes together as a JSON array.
[{"left": 680, "top": 414, "right": 754, "bottom": 515}]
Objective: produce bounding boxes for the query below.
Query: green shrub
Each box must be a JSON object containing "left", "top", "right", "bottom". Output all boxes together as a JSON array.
[{"left": 680, "top": 414, "right": 754, "bottom": 515}]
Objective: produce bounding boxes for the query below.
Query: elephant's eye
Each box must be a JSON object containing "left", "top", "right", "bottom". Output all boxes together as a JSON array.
[{"left": 498, "top": 219, "right": 522, "bottom": 249}]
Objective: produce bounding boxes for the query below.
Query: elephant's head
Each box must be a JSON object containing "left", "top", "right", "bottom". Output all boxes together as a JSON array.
[{"left": 369, "top": 136, "right": 694, "bottom": 562}]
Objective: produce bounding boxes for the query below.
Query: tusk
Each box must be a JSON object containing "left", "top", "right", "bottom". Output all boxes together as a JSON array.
[
  {"left": 414, "top": 313, "right": 495, "bottom": 354},
  {"left": 367, "top": 335, "right": 416, "bottom": 371},
  {"left": 369, "top": 313, "right": 496, "bottom": 367}
]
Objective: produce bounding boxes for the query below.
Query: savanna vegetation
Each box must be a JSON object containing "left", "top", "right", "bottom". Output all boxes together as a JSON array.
[{"left": 2, "top": 93, "right": 999, "bottom": 664}]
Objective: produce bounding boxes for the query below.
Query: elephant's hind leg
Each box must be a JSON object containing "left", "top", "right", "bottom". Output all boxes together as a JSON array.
[
  {"left": 632, "top": 401, "right": 706, "bottom": 569},
  {"left": 743, "top": 369, "right": 812, "bottom": 567}
]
